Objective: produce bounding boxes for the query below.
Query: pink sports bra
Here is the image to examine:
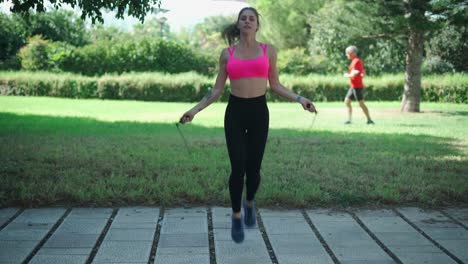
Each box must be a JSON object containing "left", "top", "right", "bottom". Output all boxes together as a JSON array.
[{"left": 226, "top": 43, "right": 270, "bottom": 81}]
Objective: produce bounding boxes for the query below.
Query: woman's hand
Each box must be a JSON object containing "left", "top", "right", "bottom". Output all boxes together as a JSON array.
[
  {"left": 297, "top": 96, "right": 317, "bottom": 113},
  {"left": 179, "top": 109, "right": 197, "bottom": 124}
]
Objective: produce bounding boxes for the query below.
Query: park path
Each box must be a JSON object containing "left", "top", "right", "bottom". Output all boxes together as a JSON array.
[{"left": 0, "top": 207, "right": 467, "bottom": 264}]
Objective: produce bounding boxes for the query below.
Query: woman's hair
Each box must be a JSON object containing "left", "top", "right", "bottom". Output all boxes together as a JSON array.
[{"left": 222, "top": 7, "right": 260, "bottom": 46}]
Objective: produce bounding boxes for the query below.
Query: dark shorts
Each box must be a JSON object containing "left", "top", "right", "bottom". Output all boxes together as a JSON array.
[{"left": 345, "top": 88, "right": 364, "bottom": 101}]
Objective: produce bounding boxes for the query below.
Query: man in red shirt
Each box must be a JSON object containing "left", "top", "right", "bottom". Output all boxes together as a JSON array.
[{"left": 343, "top": 46, "right": 374, "bottom": 124}]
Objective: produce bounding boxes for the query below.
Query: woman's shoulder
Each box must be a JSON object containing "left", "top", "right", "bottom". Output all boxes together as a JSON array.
[
  {"left": 219, "top": 48, "right": 230, "bottom": 62},
  {"left": 264, "top": 43, "right": 277, "bottom": 56}
]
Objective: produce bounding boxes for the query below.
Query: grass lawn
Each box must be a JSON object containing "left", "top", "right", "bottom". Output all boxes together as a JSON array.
[{"left": 0, "top": 96, "right": 467, "bottom": 208}]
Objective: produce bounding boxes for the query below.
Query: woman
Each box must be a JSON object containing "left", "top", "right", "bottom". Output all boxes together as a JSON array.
[{"left": 179, "top": 7, "right": 317, "bottom": 243}]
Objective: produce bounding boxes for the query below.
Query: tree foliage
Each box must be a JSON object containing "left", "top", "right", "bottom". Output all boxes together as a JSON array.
[
  {"left": 1, "top": 0, "right": 162, "bottom": 23},
  {"left": 0, "top": 10, "right": 88, "bottom": 69},
  {"left": 249, "top": 0, "right": 326, "bottom": 49}
]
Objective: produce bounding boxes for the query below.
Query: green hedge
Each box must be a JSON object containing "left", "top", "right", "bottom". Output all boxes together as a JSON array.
[{"left": 0, "top": 71, "right": 466, "bottom": 103}]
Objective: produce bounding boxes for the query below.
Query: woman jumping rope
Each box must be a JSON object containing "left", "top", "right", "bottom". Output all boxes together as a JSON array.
[{"left": 179, "top": 7, "right": 317, "bottom": 243}]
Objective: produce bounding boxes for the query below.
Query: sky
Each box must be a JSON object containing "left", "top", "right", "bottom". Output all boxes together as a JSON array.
[{"left": 0, "top": 0, "right": 249, "bottom": 32}]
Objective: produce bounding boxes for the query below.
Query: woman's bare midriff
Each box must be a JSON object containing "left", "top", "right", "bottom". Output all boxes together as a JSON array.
[{"left": 230, "top": 78, "right": 268, "bottom": 98}]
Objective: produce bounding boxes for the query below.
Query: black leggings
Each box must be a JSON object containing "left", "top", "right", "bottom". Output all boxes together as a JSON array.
[{"left": 224, "top": 94, "right": 269, "bottom": 213}]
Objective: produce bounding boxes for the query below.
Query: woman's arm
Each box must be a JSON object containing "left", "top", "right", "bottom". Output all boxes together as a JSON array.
[
  {"left": 180, "top": 49, "right": 229, "bottom": 123},
  {"left": 267, "top": 45, "right": 317, "bottom": 113}
]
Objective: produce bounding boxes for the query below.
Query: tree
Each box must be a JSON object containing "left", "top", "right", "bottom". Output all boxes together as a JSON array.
[
  {"left": 249, "top": 0, "right": 326, "bottom": 49},
  {"left": 426, "top": 23, "right": 467, "bottom": 73},
  {"left": 314, "top": 0, "right": 466, "bottom": 112},
  {"left": 191, "top": 15, "right": 235, "bottom": 50},
  {"left": 0, "top": 12, "right": 27, "bottom": 69},
  {"left": 16, "top": 10, "right": 89, "bottom": 46},
  {"left": 1, "top": 0, "right": 162, "bottom": 23},
  {"left": 361, "top": 0, "right": 467, "bottom": 112},
  {"left": 309, "top": 1, "right": 406, "bottom": 75}
]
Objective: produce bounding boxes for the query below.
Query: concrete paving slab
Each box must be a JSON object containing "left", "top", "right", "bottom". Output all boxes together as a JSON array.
[
  {"left": 1, "top": 207, "right": 466, "bottom": 264},
  {"left": 37, "top": 247, "right": 91, "bottom": 255},
  {"left": 261, "top": 217, "right": 313, "bottom": 234},
  {"left": 398, "top": 207, "right": 468, "bottom": 262},
  {"left": 0, "top": 240, "right": 37, "bottom": 263},
  {"left": 0, "top": 208, "right": 19, "bottom": 227},
  {"left": 213, "top": 228, "right": 264, "bottom": 241},
  {"left": 3, "top": 222, "right": 54, "bottom": 230},
  {"left": 164, "top": 208, "right": 207, "bottom": 217},
  {"left": 92, "top": 240, "right": 152, "bottom": 263},
  {"left": 56, "top": 222, "right": 107, "bottom": 234},
  {"left": 110, "top": 222, "right": 156, "bottom": 229},
  {"left": 111, "top": 207, "right": 159, "bottom": 223},
  {"left": 340, "top": 261, "right": 397, "bottom": 264},
  {"left": 308, "top": 209, "right": 394, "bottom": 263},
  {"left": 423, "top": 227, "right": 468, "bottom": 240},
  {"left": 29, "top": 208, "right": 112, "bottom": 263},
  {"left": 0, "top": 209, "right": 65, "bottom": 263},
  {"left": 444, "top": 208, "right": 468, "bottom": 227},
  {"left": 357, "top": 209, "right": 454, "bottom": 263},
  {"left": 161, "top": 216, "right": 208, "bottom": 234},
  {"left": 29, "top": 254, "right": 88, "bottom": 264},
  {"left": 43, "top": 233, "right": 99, "bottom": 248},
  {"left": 158, "top": 233, "right": 208, "bottom": 248},
  {"left": 154, "top": 207, "right": 209, "bottom": 263},
  {"left": 0, "top": 229, "right": 47, "bottom": 241},
  {"left": 215, "top": 239, "right": 270, "bottom": 257},
  {"left": 0, "top": 208, "right": 19, "bottom": 218},
  {"left": 90, "top": 208, "right": 158, "bottom": 263},
  {"left": 259, "top": 209, "right": 304, "bottom": 218},
  {"left": 260, "top": 209, "right": 332, "bottom": 263},
  {"left": 275, "top": 254, "right": 334, "bottom": 264},
  {"left": 333, "top": 246, "right": 393, "bottom": 261},
  {"left": 153, "top": 254, "right": 209, "bottom": 264},
  {"left": 398, "top": 252, "right": 457, "bottom": 264},
  {"left": 66, "top": 208, "right": 113, "bottom": 219},
  {"left": 267, "top": 234, "right": 323, "bottom": 252},
  {"left": 105, "top": 228, "right": 154, "bottom": 241},
  {"left": 156, "top": 246, "right": 208, "bottom": 255},
  {"left": 13, "top": 208, "right": 65, "bottom": 224}
]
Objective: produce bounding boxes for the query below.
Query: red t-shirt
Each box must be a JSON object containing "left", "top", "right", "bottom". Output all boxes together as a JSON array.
[{"left": 349, "top": 58, "right": 364, "bottom": 88}]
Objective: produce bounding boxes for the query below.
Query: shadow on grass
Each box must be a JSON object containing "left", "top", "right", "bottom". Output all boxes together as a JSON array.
[
  {"left": 0, "top": 112, "right": 467, "bottom": 207},
  {"left": 425, "top": 110, "right": 468, "bottom": 117}
]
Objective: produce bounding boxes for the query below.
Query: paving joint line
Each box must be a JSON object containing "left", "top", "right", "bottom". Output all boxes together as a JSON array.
[
  {"left": 207, "top": 207, "right": 217, "bottom": 264},
  {"left": 148, "top": 207, "right": 165, "bottom": 264},
  {"left": 86, "top": 208, "right": 118, "bottom": 264},
  {"left": 23, "top": 208, "right": 72, "bottom": 263},
  {"left": 348, "top": 210, "right": 403, "bottom": 264},
  {"left": 392, "top": 208, "right": 464, "bottom": 264},
  {"left": 301, "top": 210, "right": 341, "bottom": 264},
  {"left": 0, "top": 208, "right": 24, "bottom": 231},
  {"left": 256, "top": 208, "right": 278, "bottom": 264},
  {"left": 439, "top": 209, "right": 468, "bottom": 231}
]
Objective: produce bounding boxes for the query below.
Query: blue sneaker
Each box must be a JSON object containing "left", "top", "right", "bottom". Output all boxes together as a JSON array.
[
  {"left": 243, "top": 200, "right": 256, "bottom": 227},
  {"left": 231, "top": 216, "right": 244, "bottom": 243}
]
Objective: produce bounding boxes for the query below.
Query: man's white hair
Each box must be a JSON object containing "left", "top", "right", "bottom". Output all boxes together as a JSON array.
[{"left": 346, "top": 46, "right": 358, "bottom": 54}]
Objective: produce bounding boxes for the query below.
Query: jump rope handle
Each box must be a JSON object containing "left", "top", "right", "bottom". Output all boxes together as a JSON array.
[{"left": 306, "top": 103, "right": 318, "bottom": 114}]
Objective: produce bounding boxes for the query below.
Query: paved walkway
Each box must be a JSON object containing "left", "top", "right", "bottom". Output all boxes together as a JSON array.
[{"left": 0, "top": 207, "right": 467, "bottom": 264}]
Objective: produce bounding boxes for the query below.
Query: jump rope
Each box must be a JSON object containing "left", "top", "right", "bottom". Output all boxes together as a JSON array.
[{"left": 176, "top": 104, "right": 317, "bottom": 164}]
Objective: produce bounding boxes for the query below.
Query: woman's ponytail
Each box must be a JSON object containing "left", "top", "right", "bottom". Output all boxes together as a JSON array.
[{"left": 222, "top": 23, "right": 240, "bottom": 46}]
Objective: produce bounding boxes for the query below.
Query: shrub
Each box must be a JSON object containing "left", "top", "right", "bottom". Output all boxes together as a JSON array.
[
  {"left": 0, "top": 71, "right": 466, "bottom": 103},
  {"left": 18, "top": 35, "right": 51, "bottom": 71}
]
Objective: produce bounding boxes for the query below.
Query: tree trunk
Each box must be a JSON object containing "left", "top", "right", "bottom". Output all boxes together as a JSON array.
[
  {"left": 401, "top": 27, "right": 424, "bottom": 112},
  {"left": 401, "top": 2, "right": 426, "bottom": 112}
]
